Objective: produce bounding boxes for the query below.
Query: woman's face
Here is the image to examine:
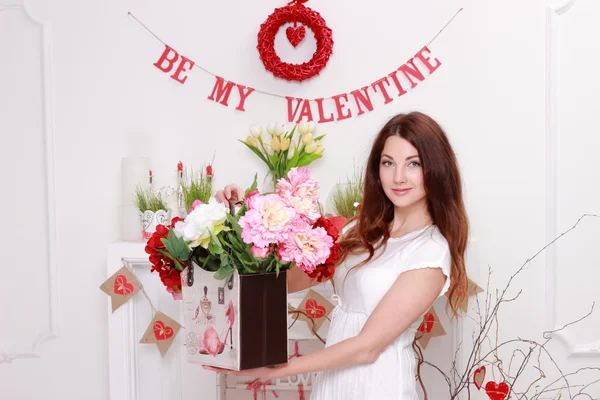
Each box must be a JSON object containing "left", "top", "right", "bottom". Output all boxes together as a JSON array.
[{"left": 379, "top": 136, "right": 427, "bottom": 210}]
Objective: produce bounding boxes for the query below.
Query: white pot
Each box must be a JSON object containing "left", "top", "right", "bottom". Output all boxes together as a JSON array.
[{"left": 139, "top": 209, "right": 171, "bottom": 240}]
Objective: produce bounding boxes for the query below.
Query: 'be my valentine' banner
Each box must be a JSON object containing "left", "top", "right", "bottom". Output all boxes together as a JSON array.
[{"left": 152, "top": 43, "right": 442, "bottom": 124}]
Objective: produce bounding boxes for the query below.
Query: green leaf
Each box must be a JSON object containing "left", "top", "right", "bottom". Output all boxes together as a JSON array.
[
  {"left": 245, "top": 174, "right": 259, "bottom": 197},
  {"left": 160, "top": 230, "right": 190, "bottom": 260},
  {"left": 285, "top": 125, "right": 297, "bottom": 140},
  {"left": 238, "top": 139, "right": 270, "bottom": 167},
  {"left": 289, "top": 146, "right": 301, "bottom": 167},
  {"left": 219, "top": 252, "right": 230, "bottom": 268},
  {"left": 226, "top": 214, "right": 243, "bottom": 237},
  {"left": 214, "top": 264, "right": 234, "bottom": 280},
  {"left": 296, "top": 153, "right": 323, "bottom": 167},
  {"left": 313, "top": 134, "right": 326, "bottom": 142}
]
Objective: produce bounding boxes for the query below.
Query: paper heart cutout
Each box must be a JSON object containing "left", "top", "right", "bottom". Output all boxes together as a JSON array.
[
  {"left": 113, "top": 274, "right": 134, "bottom": 296},
  {"left": 153, "top": 321, "right": 174, "bottom": 341},
  {"left": 286, "top": 25, "right": 306, "bottom": 47},
  {"left": 485, "top": 381, "right": 510, "bottom": 400},
  {"left": 474, "top": 366, "right": 486, "bottom": 390},
  {"left": 305, "top": 298, "right": 326, "bottom": 319},
  {"left": 418, "top": 313, "right": 435, "bottom": 333}
]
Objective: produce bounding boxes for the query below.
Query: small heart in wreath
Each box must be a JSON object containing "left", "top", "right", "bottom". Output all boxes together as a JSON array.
[{"left": 286, "top": 25, "right": 306, "bottom": 47}]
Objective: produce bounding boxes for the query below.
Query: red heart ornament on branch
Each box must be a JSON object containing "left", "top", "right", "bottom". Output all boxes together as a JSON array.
[
  {"left": 473, "top": 366, "right": 486, "bottom": 390},
  {"left": 485, "top": 381, "right": 510, "bottom": 400},
  {"left": 285, "top": 25, "right": 306, "bottom": 47},
  {"left": 153, "top": 321, "right": 174, "bottom": 341}
]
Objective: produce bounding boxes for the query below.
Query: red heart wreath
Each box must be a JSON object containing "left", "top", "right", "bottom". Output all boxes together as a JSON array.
[{"left": 257, "top": 0, "right": 334, "bottom": 82}]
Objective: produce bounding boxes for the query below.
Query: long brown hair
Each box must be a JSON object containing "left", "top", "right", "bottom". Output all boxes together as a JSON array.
[{"left": 337, "top": 112, "right": 469, "bottom": 317}]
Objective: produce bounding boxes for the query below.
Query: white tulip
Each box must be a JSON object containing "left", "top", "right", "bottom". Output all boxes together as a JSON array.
[
  {"left": 298, "top": 121, "right": 308, "bottom": 134},
  {"left": 266, "top": 121, "right": 276, "bottom": 135},
  {"left": 305, "top": 141, "right": 318, "bottom": 154},
  {"left": 307, "top": 121, "right": 317, "bottom": 133},
  {"left": 275, "top": 124, "right": 285, "bottom": 136},
  {"left": 249, "top": 125, "right": 262, "bottom": 138},
  {"left": 302, "top": 133, "right": 313, "bottom": 145}
]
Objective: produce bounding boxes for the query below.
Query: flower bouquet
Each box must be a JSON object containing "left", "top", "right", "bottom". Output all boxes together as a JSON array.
[{"left": 145, "top": 167, "right": 344, "bottom": 370}]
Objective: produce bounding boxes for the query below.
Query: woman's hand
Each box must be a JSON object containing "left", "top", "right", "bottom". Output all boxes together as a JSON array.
[
  {"left": 202, "top": 363, "right": 288, "bottom": 380},
  {"left": 214, "top": 184, "right": 244, "bottom": 205}
]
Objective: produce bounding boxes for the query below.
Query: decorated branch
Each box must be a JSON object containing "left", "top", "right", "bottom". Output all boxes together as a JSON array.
[{"left": 413, "top": 214, "right": 600, "bottom": 400}]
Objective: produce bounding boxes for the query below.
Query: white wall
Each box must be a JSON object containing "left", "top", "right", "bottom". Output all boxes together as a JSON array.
[{"left": 1, "top": 0, "right": 599, "bottom": 398}]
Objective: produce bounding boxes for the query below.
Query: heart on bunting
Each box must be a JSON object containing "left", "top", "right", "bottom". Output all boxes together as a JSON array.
[
  {"left": 113, "top": 274, "right": 134, "bottom": 295},
  {"left": 100, "top": 266, "right": 142, "bottom": 312},
  {"left": 295, "top": 289, "right": 334, "bottom": 332},
  {"left": 484, "top": 381, "right": 510, "bottom": 400},
  {"left": 153, "top": 320, "right": 175, "bottom": 341},
  {"left": 140, "top": 311, "right": 181, "bottom": 358},
  {"left": 305, "top": 298, "right": 326, "bottom": 319},
  {"left": 286, "top": 25, "right": 306, "bottom": 47},
  {"left": 417, "top": 313, "right": 434, "bottom": 333},
  {"left": 416, "top": 307, "right": 446, "bottom": 349}
]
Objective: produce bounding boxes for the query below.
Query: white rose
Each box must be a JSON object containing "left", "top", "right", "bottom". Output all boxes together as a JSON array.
[{"left": 176, "top": 199, "right": 228, "bottom": 248}]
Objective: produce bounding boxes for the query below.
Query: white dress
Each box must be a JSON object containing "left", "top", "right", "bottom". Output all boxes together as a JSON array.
[{"left": 310, "top": 224, "right": 451, "bottom": 400}]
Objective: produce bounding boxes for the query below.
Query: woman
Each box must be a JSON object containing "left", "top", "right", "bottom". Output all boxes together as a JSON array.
[{"left": 208, "top": 112, "right": 469, "bottom": 399}]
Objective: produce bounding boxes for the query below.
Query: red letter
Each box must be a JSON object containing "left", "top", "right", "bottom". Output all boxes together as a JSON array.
[
  {"left": 207, "top": 76, "right": 236, "bottom": 106},
  {"left": 235, "top": 85, "right": 254, "bottom": 111},
  {"left": 399, "top": 58, "right": 425, "bottom": 89},
  {"left": 171, "top": 55, "right": 195, "bottom": 84},
  {"left": 415, "top": 46, "right": 442, "bottom": 74},
  {"left": 315, "top": 98, "right": 335, "bottom": 123},
  {"left": 371, "top": 77, "right": 393, "bottom": 104},
  {"left": 349, "top": 87, "right": 374, "bottom": 116},
  {"left": 297, "top": 100, "right": 314, "bottom": 122},
  {"left": 286, "top": 97, "right": 303, "bottom": 122},
  {"left": 387, "top": 70, "right": 407, "bottom": 97},
  {"left": 332, "top": 93, "right": 352, "bottom": 121},
  {"left": 153, "top": 44, "right": 179, "bottom": 73}
]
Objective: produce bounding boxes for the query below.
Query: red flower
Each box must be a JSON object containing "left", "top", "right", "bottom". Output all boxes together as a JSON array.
[
  {"left": 170, "top": 217, "right": 184, "bottom": 227},
  {"left": 145, "top": 219, "right": 188, "bottom": 300},
  {"left": 206, "top": 165, "right": 213, "bottom": 177},
  {"left": 307, "top": 216, "right": 347, "bottom": 282}
]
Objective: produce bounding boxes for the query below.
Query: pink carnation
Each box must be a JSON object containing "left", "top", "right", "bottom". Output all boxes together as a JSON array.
[
  {"left": 238, "top": 193, "right": 296, "bottom": 248},
  {"left": 251, "top": 245, "right": 269, "bottom": 259},
  {"left": 278, "top": 226, "right": 333, "bottom": 273},
  {"left": 276, "top": 167, "right": 321, "bottom": 224}
]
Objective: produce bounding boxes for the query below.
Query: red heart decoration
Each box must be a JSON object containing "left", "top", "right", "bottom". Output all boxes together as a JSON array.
[
  {"left": 305, "top": 298, "right": 326, "bottom": 319},
  {"left": 473, "top": 366, "right": 486, "bottom": 390},
  {"left": 418, "top": 313, "right": 435, "bottom": 333},
  {"left": 285, "top": 25, "right": 306, "bottom": 47},
  {"left": 485, "top": 381, "right": 510, "bottom": 400},
  {"left": 113, "top": 274, "right": 134, "bottom": 296},
  {"left": 153, "top": 321, "right": 174, "bottom": 341}
]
